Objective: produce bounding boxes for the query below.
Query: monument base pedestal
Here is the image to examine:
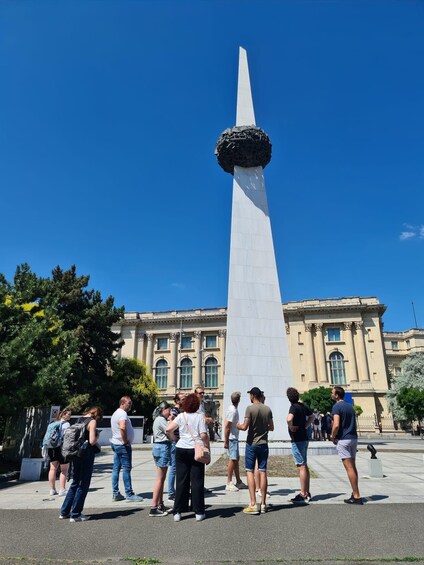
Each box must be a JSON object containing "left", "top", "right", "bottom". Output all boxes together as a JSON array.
[{"left": 368, "top": 458, "right": 383, "bottom": 478}]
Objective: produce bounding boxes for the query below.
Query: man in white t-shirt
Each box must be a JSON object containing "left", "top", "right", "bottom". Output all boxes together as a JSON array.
[
  {"left": 224, "top": 391, "right": 248, "bottom": 492},
  {"left": 110, "top": 396, "right": 142, "bottom": 502}
]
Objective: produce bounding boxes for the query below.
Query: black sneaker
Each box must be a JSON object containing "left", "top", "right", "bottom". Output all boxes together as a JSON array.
[
  {"left": 159, "top": 502, "right": 171, "bottom": 513},
  {"left": 290, "top": 493, "right": 308, "bottom": 503},
  {"left": 149, "top": 507, "right": 168, "bottom": 517},
  {"left": 167, "top": 494, "right": 175, "bottom": 501},
  {"left": 344, "top": 495, "right": 363, "bottom": 505},
  {"left": 305, "top": 492, "right": 312, "bottom": 502}
]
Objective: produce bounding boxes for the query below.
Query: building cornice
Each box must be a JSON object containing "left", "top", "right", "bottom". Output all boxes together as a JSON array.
[{"left": 116, "top": 296, "right": 387, "bottom": 327}]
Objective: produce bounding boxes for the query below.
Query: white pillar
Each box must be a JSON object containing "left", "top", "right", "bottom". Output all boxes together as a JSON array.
[
  {"left": 305, "top": 323, "right": 317, "bottom": 385},
  {"left": 314, "top": 323, "right": 328, "bottom": 383},
  {"left": 194, "top": 330, "right": 202, "bottom": 386},
  {"left": 170, "top": 332, "right": 178, "bottom": 392},
  {"left": 354, "top": 321, "right": 370, "bottom": 382},
  {"left": 146, "top": 332, "right": 154, "bottom": 373},
  {"left": 344, "top": 322, "right": 358, "bottom": 383}
]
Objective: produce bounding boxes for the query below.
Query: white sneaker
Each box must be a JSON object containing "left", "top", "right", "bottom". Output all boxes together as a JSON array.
[
  {"left": 49, "top": 489, "right": 58, "bottom": 496},
  {"left": 235, "top": 482, "right": 248, "bottom": 489},
  {"left": 225, "top": 483, "right": 239, "bottom": 492},
  {"left": 70, "top": 514, "right": 90, "bottom": 522},
  {"left": 173, "top": 513, "right": 181, "bottom": 522},
  {"left": 195, "top": 513, "right": 205, "bottom": 521},
  {"left": 58, "top": 489, "right": 67, "bottom": 496}
]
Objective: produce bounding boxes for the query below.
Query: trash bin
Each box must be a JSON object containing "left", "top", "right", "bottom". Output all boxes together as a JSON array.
[{"left": 19, "top": 458, "right": 44, "bottom": 481}]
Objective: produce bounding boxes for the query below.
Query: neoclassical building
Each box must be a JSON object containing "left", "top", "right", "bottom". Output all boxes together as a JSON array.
[{"left": 112, "top": 296, "right": 420, "bottom": 434}]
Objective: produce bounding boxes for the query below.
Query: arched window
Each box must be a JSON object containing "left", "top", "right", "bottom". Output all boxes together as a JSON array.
[
  {"left": 329, "top": 352, "right": 346, "bottom": 385},
  {"left": 180, "top": 358, "right": 193, "bottom": 389},
  {"left": 204, "top": 357, "right": 218, "bottom": 388},
  {"left": 155, "top": 359, "right": 168, "bottom": 390}
]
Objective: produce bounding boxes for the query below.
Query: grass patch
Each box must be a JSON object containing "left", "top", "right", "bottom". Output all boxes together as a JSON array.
[
  {"left": 206, "top": 455, "right": 317, "bottom": 478},
  {"left": 126, "top": 559, "right": 161, "bottom": 565}
]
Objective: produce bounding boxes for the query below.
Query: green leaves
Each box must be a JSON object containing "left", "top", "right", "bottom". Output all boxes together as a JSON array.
[
  {"left": 0, "top": 263, "right": 124, "bottom": 416},
  {"left": 387, "top": 352, "right": 424, "bottom": 422},
  {"left": 300, "top": 386, "right": 335, "bottom": 414}
]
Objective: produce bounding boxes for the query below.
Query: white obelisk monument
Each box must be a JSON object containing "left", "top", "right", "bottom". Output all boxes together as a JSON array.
[{"left": 219, "top": 48, "right": 293, "bottom": 440}]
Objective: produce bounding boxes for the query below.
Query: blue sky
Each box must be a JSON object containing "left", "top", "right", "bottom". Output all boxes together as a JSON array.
[{"left": 1, "top": 0, "right": 423, "bottom": 332}]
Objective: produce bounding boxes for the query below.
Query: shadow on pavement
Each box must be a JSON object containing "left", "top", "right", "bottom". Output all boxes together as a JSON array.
[
  {"left": 310, "top": 492, "right": 344, "bottom": 501},
  {"left": 365, "top": 494, "right": 389, "bottom": 502},
  {"left": 89, "top": 508, "right": 143, "bottom": 520}
]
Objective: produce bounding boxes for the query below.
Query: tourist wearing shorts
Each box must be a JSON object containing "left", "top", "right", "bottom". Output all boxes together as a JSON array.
[
  {"left": 286, "top": 387, "right": 314, "bottom": 503},
  {"left": 237, "top": 387, "right": 273, "bottom": 515},
  {"left": 150, "top": 402, "right": 172, "bottom": 516},
  {"left": 331, "top": 386, "right": 363, "bottom": 505},
  {"left": 224, "top": 391, "right": 247, "bottom": 492}
]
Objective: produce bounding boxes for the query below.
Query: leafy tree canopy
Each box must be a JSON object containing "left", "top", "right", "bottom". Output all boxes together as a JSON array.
[
  {"left": 387, "top": 352, "right": 424, "bottom": 422},
  {"left": 0, "top": 263, "right": 124, "bottom": 415},
  {"left": 396, "top": 387, "right": 424, "bottom": 424},
  {"left": 300, "top": 386, "right": 334, "bottom": 414}
]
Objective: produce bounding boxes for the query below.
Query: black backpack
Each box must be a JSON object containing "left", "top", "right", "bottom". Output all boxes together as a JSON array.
[{"left": 61, "top": 417, "right": 91, "bottom": 463}]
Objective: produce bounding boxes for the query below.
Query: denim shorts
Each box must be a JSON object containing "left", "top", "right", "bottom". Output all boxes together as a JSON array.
[
  {"left": 291, "top": 441, "right": 309, "bottom": 466},
  {"left": 227, "top": 439, "right": 239, "bottom": 460},
  {"left": 336, "top": 439, "right": 358, "bottom": 460},
  {"left": 152, "top": 442, "right": 171, "bottom": 468},
  {"left": 245, "top": 443, "right": 269, "bottom": 472}
]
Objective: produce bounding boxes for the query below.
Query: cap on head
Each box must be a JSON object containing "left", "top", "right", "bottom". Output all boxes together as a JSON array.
[{"left": 247, "top": 387, "right": 263, "bottom": 398}]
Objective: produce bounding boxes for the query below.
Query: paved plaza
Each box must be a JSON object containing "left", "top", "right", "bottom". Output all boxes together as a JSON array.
[{"left": 0, "top": 438, "right": 423, "bottom": 564}]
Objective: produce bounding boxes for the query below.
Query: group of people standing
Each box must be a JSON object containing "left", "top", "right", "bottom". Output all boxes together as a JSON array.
[
  {"left": 49, "top": 383, "right": 361, "bottom": 523},
  {"left": 223, "top": 384, "right": 362, "bottom": 515}
]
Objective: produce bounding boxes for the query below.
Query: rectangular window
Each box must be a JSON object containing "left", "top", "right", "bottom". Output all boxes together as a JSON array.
[
  {"left": 328, "top": 328, "right": 341, "bottom": 342},
  {"left": 181, "top": 336, "right": 192, "bottom": 350},
  {"left": 406, "top": 340, "right": 410, "bottom": 349},
  {"left": 157, "top": 337, "right": 169, "bottom": 350},
  {"left": 391, "top": 341, "right": 398, "bottom": 350},
  {"left": 205, "top": 335, "right": 217, "bottom": 348}
]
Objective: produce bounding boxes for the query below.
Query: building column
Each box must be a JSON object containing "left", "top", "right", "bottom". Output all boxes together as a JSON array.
[
  {"left": 344, "top": 322, "right": 358, "bottom": 383},
  {"left": 146, "top": 332, "right": 154, "bottom": 373},
  {"left": 305, "top": 323, "right": 317, "bottom": 385},
  {"left": 354, "top": 321, "right": 370, "bottom": 382},
  {"left": 219, "top": 329, "right": 226, "bottom": 383},
  {"left": 194, "top": 330, "right": 202, "bottom": 386},
  {"left": 135, "top": 329, "right": 145, "bottom": 361},
  {"left": 170, "top": 332, "right": 178, "bottom": 392},
  {"left": 314, "top": 323, "right": 328, "bottom": 383}
]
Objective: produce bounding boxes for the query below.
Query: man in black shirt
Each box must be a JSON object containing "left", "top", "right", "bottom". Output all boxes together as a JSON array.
[{"left": 286, "top": 387, "right": 314, "bottom": 503}]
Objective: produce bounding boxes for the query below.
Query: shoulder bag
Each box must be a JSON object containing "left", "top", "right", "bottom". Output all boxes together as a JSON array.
[{"left": 183, "top": 413, "right": 211, "bottom": 465}]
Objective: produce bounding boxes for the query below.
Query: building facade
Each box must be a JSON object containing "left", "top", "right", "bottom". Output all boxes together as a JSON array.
[
  {"left": 112, "top": 296, "right": 414, "bottom": 434},
  {"left": 383, "top": 329, "right": 424, "bottom": 378}
]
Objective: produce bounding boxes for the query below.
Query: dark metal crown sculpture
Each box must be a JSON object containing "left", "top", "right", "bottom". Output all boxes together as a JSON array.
[{"left": 215, "top": 125, "right": 272, "bottom": 174}]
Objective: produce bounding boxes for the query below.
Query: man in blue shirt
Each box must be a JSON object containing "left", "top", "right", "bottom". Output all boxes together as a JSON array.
[{"left": 331, "top": 386, "right": 363, "bottom": 505}]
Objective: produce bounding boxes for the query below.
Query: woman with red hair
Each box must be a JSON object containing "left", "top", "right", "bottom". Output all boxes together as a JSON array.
[{"left": 166, "top": 393, "right": 210, "bottom": 522}]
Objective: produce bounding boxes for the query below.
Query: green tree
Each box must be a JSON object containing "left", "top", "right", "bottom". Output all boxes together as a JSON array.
[
  {"left": 0, "top": 263, "right": 124, "bottom": 417},
  {"left": 387, "top": 352, "right": 424, "bottom": 422},
  {"left": 353, "top": 404, "right": 363, "bottom": 418},
  {"left": 300, "top": 386, "right": 334, "bottom": 414},
  {"left": 396, "top": 387, "right": 424, "bottom": 426},
  {"left": 104, "top": 358, "right": 160, "bottom": 420}
]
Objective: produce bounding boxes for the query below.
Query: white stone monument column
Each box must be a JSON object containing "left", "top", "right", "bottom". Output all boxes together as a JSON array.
[{"left": 219, "top": 48, "right": 293, "bottom": 440}]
